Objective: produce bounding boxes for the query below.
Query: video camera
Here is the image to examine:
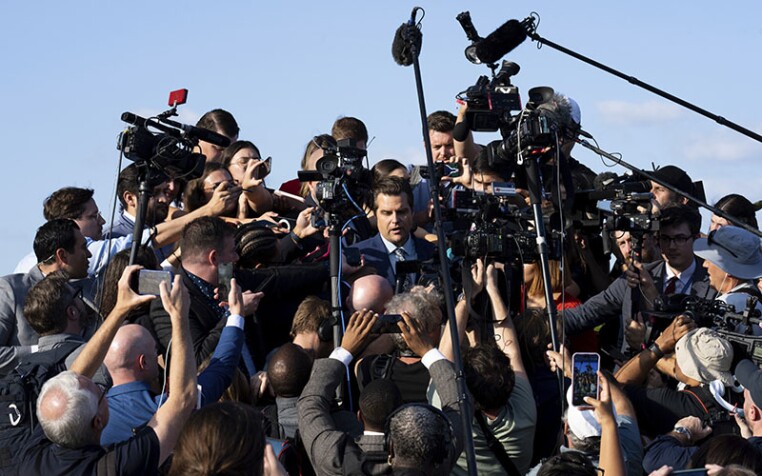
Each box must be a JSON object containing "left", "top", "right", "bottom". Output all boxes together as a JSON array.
[
  {"left": 297, "top": 138, "right": 372, "bottom": 214},
  {"left": 118, "top": 89, "right": 227, "bottom": 182},
  {"left": 651, "top": 293, "right": 762, "bottom": 367},
  {"left": 456, "top": 61, "right": 522, "bottom": 133}
]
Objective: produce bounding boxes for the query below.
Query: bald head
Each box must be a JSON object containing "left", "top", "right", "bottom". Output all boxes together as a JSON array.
[
  {"left": 104, "top": 324, "right": 159, "bottom": 384},
  {"left": 350, "top": 274, "right": 394, "bottom": 313}
]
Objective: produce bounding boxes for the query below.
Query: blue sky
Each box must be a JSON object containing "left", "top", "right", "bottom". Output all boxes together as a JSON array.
[{"left": 2, "top": 1, "right": 761, "bottom": 273}]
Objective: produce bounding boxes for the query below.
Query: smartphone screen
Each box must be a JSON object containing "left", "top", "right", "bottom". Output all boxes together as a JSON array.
[
  {"left": 572, "top": 352, "right": 600, "bottom": 407},
  {"left": 137, "top": 269, "right": 171, "bottom": 296},
  {"left": 217, "top": 262, "right": 234, "bottom": 301}
]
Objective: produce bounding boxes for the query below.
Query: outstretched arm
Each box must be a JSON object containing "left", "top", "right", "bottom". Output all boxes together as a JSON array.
[
  {"left": 148, "top": 275, "right": 198, "bottom": 465},
  {"left": 71, "top": 266, "right": 155, "bottom": 377}
]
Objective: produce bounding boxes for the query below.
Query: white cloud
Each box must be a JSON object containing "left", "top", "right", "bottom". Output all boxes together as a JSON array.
[
  {"left": 682, "top": 133, "right": 761, "bottom": 162},
  {"left": 596, "top": 100, "right": 684, "bottom": 126}
]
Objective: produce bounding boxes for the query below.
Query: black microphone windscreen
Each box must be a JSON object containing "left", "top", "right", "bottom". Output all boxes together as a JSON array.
[
  {"left": 452, "top": 121, "right": 470, "bottom": 142},
  {"left": 392, "top": 23, "right": 422, "bottom": 66},
  {"left": 593, "top": 172, "right": 619, "bottom": 191},
  {"left": 474, "top": 19, "right": 527, "bottom": 64}
]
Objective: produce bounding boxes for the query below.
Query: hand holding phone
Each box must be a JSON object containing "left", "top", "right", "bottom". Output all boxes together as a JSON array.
[
  {"left": 371, "top": 314, "right": 403, "bottom": 334},
  {"left": 571, "top": 352, "right": 600, "bottom": 407},
  {"left": 252, "top": 157, "right": 272, "bottom": 181},
  {"left": 217, "top": 262, "right": 234, "bottom": 301},
  {"left": 136, "top": 269, "right": 172, "bottom": 296}
]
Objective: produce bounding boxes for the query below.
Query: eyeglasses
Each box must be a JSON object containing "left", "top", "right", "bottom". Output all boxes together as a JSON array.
[
  {"left": 204, "top": 179, "right": 236, "bottom": 192},
  {"left": 78, "top": 211, "right": 103, "bottom": 222},
  {"left": 707, "top": 229, "right": 739, "bottom": 258},
  {"left": 658, "top": 234, "right": 693, "bottom": 246},
  {"left": 69, "top": 286, "right": 84, "bottom": 308},
  {"left": 96, "top": 383, "right": 107, "bottom": 406},
  {"left": 230, "top": 156, "right": 261, "bottom": 167}
]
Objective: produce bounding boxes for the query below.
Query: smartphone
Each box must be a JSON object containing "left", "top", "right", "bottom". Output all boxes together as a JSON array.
[
  {"left": 671, "top": 470, "right": 708, "bottom": 475},
  {"left": 344, "top": 247, "right": 361, "bottom": 267},
  {"left": 310, "top": 209, "right": 326, "bottom": 228},
  {"left": 571, "top": 352, "right": 600, "bottom": 407},
  {"left": 266, "top": 437, "right": 286, "bottom": 456},
  {"left": 217, "top": 262, "right": 234, "bottom": 301},
  {"left": 371, "top": 314, "right": 403, "bottom": 334},
  {"left": 137, "top": 269, "right": 171, "bottom": 296},
  {"left": 252, "top": 156, "right": 272, "bottom": 180}
]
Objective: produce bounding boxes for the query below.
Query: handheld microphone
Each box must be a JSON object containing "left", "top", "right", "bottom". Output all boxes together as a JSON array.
[
  {"left": 452, "top": 121, "right": 471, "bottom": 142},
  {"left": 472, "top": 19, "right": 528, "bottom": 65},
  {"left": 392, "top": 8, "right": 423, "bottom": 66}
]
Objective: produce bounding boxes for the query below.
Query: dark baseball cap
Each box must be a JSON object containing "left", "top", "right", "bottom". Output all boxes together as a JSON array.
[
  {"left": 736, "top": 359, "right": 762, "bottom": 408},
  {"left": 642, "top": 165, "right": 695, "bottom": 197}
]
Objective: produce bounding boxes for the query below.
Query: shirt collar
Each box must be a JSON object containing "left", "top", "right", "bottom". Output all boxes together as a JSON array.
[
  {"left": 363, "top": 430, "right": 385, "bottom": 436},
  {"left": 123, "top": 210, "right": 136, "bottom": 223},
  {"left": 665, "top": 259, "right": 696, "bottom": 287},
  {"left": 380, "top": 234, "right": 412, "bottom": 255}
]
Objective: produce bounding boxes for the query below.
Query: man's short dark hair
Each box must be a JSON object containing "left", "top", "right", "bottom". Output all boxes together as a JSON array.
[
  {"left": 43, "top": 187, "right": 94, "bottom": 221},
  {"left": 267, "top": 343, "right": 313, "bottom": 398},
  {"left": 196, "top": 109, "right": 239, "bottom": 139},
  {"left": 332, "top": 116, "right": 368, "bottom": 143},
  {"left": 116, "top": 164, "right": 140, "bottom": 208},
  {"left": 537, "top": 451, "right": 598, "bottom": 476},
  {"left": 33, "top": 219, "right": 80, "bottom": 264},
  {"left": 372, "top": 176, "right": 414, "bottom": 211},
  {"left": 463, "top": 344, "right": 516, "bottom": 412},
  {"left": 180, "top": 216, "right": 235, "bottom": 263},
  {"left": 427, "top": 111, "right": 456, "bottom": 133},
  {"left": 24, "top": 271, "right": 73, "bottom": 336},
  {"left": 359, "top": 379, "right": 402, "bottom": 430},
  {"left": 660, "top": 204, "right": 702, "bottom": 236},
  {"left": 470, "top": 150, "right": 507, "bottom": 178}
]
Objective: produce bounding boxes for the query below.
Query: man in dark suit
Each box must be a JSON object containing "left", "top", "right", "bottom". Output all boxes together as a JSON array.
[
  {"left": 565, "top": 205, "right": 716, "bottom": 350},
  {"left": 298, "top": 310, "right": 466, "bottom": 476},
  {"left": 350, "top": 177, "right": 436, "bottom": 292},
  {"left": 0, "top": 219, "right": 90, "bottom": 374}
]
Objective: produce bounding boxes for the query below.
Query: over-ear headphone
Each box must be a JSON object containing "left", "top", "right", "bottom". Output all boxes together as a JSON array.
[
  {"left": 317, "top": 316, "right": 336, "bottom": 343},
  {"left": 383, "top": 403, "right": 453, "bottom": 465}
]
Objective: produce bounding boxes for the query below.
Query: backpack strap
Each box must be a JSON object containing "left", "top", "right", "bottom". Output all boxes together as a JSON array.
[{"left": 474, "top": 411, "right": 522, "bottom": 476}]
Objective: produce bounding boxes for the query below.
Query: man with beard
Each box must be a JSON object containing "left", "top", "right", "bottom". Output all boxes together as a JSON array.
[{"left": 104, "top": 164, "right": 175, "bottom": 261}]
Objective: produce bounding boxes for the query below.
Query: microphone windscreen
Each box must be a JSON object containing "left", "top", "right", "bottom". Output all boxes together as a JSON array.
[
  {"left": 593, "top": 172, "right": 618, "bottom": 191},
  {"left": 452, "top": 121, "right": 470, "bottom": 142},
  {"left": 474, "top": 19, "right": 527, "bottom": 64},
  {"left": 392, "top": 23, "right": 422, "bottom": 66}
]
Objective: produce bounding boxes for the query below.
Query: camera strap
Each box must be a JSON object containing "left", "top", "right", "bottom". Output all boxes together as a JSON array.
[{"left": 474, "top": 412, "right": 522, "bottom": 476}]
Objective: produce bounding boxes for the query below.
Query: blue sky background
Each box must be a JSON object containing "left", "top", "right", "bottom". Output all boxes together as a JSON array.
[{"left": 2, "top": 1, "right": 761, "bottom": 273}]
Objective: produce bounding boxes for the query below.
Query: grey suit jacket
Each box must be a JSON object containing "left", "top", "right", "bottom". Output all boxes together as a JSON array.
[
  {"left": 298, "top": 356, "right": 466, "bottom": 476},
  {"left": 564, "top": 258, "right": 715, "bottom": 337},
  {"left": 0, "top": 266, "right": 44, "bottom": 374}
]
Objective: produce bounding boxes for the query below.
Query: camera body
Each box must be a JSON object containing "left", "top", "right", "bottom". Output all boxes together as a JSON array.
[
  {"left": 459, "top": 61, "right": 522, "bottom": 133},
  {"left": 297, "top": 138, "right": 372, "bottom": 215}
]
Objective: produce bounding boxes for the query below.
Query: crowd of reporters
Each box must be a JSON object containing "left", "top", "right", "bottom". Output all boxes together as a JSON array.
[{"left": 2, "top": 101, "right": 762, "bottom": 476}]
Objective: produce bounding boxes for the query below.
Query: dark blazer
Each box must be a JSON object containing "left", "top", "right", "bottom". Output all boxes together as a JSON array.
[
  {"left": 349, "top": 234, "right": 437, "bottom": 288},
  {"left": 0, "top": 266, "right": 44, "bottom": 374},
  {"left": 298, "top": 356, "right": 465, "bottom": 476},
  {"left": 565, "top": 258, "right": 716, "bottom": 336},
  {"left": 150, "top": 263, "right": 331, "bottom": 366}
]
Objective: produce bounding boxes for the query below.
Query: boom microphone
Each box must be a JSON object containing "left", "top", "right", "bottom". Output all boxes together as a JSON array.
[
  {"left": 473, "top": 19, "right": 528, "bottom": 65},
  {"left": 392, "top": 8, "right": 423, "bottom": 66}
]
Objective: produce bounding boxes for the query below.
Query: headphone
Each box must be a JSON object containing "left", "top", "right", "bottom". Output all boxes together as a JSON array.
[
  {"left": 709, "top": 378, "right": 745, "bottom": 417},
  {"left": 317, "top": 316, "right": 336, "bottom": 343},
  {"left": 383, "top": 403, "right": 453, "bottom": 465}
]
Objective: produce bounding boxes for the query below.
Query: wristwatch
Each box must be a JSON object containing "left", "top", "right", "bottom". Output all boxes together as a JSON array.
[
  {"left": 647, "top": 342, "right": 665, "bottom": 359},
  {"left": 672, "top": 425, "right": 692, "bottom": 443}
]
